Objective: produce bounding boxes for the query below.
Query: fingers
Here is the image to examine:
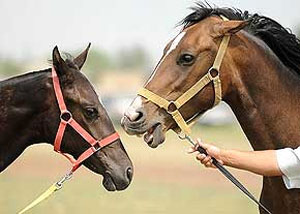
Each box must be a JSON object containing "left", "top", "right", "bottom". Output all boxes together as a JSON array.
[
  {"left": 196, "top": 153, "right": 206, "bottom": 161},
  {"left": 187, "top": 138, "right": 203, "bottom": 154},
  {"left": 204, "top": 159, "right": 215, "bottom": 168},
  {"left": 217, "top": 159, "right": 224, "bottom": 165},
  {"left": 202, "top": 155, "right": 211, "bottom": 164},
  {"left": 188, "top": 138, "right": 223, "bottom": 168},
  {"left": 196, "top": 153, "right": 216, "bottom": 168},
  {"left": 187, "top": 147, "right": 197, "bottom": 154},
  {"left": 197, "top": 138, "right": 210, "bottom": 150},
  {"left": 197, "top": 139, "right": 221, "bottom": 159}
]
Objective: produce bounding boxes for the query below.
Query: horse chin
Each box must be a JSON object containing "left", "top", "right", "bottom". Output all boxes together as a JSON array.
[
  {"left": 143, "top": 123, "right": 165, "bottom": 148},
  {"left": 121, "top": 115, "right": 166, "bottom": 148},
  {"left": 102, "top": 172, "right": 117, "bottom": 191},
  {"left": 83, "top": 162, "right": 122, "bottom": 192},
  {"left": 82, "top": 161, "right": 114, "bottom": 190}
]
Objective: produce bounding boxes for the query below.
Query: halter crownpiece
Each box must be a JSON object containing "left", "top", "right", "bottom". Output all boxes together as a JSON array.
[
  {"left": 138, "top": 16, "right": 272, "bottom": 214},
  {"left": 52, "top": 66, "right": 120, "bottom": 173},
  {"left": 18, "top": 66, "right": 120, "bottom": 214},
  {"left": 138, "top": 27, "right": 230, "bottom": 136}
]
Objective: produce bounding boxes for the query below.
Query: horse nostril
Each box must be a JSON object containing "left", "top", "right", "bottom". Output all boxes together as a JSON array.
[
  {"left": 134, "top": 110, "right": 144, "bottom": 122},
  {"left": 126, "top": 167, "right": 133, "bottom": 181},
  {"left": 125, "top": 108, "right": 145, "bottom": 122}
]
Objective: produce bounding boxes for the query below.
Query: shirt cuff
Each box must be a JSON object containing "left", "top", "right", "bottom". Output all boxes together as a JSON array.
[{"left": 276, "top": 148, "right": 300, "bottom": 189}]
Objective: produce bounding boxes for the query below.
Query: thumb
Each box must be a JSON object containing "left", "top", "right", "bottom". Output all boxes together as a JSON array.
[
  {"left": 206, "top": 145, "right": 221, "bottom": 158},
  {"left": 197, "top": 139, "right": 210, "bottom": 150},
  {"left": 187, "top": 147, "right": 197, "bottom": 154}
]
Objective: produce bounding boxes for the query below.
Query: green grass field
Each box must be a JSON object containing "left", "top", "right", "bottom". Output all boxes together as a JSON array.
[{"left": 0, "top": 124, "right": 262, "bottom": 214}]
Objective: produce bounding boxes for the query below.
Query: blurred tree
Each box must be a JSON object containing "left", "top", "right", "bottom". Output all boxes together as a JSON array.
[
  {"left": 83, "top": 49, "right": 113, "bottom": 81},
  {"left": 0, "top": 60, "right": 21, "bottom": 77},
  {"left": 116, "top": 45, "right": 151, "bottom": 70}
]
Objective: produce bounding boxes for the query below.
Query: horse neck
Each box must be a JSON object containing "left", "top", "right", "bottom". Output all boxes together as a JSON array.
[
  {"left": 224, "top": 35, "right": 300, "bottom": 151},
  {"left": 0, "top": 69, "right": 52, "bottom": 171}
]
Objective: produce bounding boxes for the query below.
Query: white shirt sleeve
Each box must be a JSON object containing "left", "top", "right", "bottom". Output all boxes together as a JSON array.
[{"left": 276, "top": 147, "right": 300, "bottom": 189}]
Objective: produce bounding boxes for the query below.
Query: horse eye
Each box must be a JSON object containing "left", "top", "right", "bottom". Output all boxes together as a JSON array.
[
  {"left": 178, "top": 54, "right": 195, "bottom": 66},
  {"left": 85, "top": 108, "right": 98, "bottom": 119}
]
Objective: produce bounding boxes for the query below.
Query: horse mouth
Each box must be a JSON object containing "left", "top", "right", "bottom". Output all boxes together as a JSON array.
[
  {"left": 84, "top": 158, "right": 130, "bottom": 192},
  {"left": 84, "top": 162, "right": 117, "bottom": 191},
  {"left": 83, "top": 162, "right": 117, "bottom": 191},
  {"left": 103, "top": 172, "right": 117, "bottom": 191},
  {"left": 143, "top": 123, "right": 165, "bottom": 148},
  {"left": 102, "top": 171, "right": 131, "bottom": 191},
  {"left": 121, "top": 116, "right": 166, "bottom": 148}
]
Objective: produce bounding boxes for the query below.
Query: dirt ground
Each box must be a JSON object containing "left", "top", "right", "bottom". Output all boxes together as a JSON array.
[{"left": 0, "top": 124, "right": 263, "bottom": 214}]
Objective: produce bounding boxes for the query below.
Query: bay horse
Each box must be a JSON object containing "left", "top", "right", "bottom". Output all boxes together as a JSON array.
[
  {"left": 0, "top": 45, "right": 133, "bottom": 191},
  {"left": 122, "top": 3, "right": 300, "bottom": 214}
]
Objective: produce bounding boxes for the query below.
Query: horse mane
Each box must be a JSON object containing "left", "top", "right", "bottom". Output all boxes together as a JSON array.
[
  {"left": 0, "top": 69, "right": 50, "bottom": 86},
  {"left": 180, "top": 2, "right": 300, "bottom": 75},
  {"left": 48, "top": 52, "right": 78, "bottom": 70},
  {"left": 1, "top": 52, "right": 80, "bottom": 87}
]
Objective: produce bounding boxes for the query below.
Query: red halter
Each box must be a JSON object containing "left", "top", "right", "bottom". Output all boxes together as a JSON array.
[{"left": 51, "top": 67, "right": 119, "bottom": 173}]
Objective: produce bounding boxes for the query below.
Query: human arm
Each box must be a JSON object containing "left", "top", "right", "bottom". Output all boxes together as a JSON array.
[{"left": 190, "top": 139, "right": 282, "bottom": 177}]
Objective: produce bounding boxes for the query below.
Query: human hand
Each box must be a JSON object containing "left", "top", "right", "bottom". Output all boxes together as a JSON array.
[{"left": 188, "top": 139, "right": 223, "bottom": 168}]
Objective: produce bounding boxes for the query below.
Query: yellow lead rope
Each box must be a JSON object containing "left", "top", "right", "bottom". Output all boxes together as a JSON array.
[
  {"left": 18, "top": 183, "right": 60, "bottom": 214},
  {"left": 18, "top": 171, "right": 72, "bottom": 214}
]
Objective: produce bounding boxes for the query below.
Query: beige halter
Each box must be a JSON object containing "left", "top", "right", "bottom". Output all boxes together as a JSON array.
[
  {"left": 138, "top": 16, "right": 230, "bottom": 137},
  {"left": 137, "top": 17, "right": 273, "bottom": 214}
]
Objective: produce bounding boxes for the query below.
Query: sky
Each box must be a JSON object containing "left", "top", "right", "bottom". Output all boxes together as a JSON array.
[{"left": 0, "top": 0, "right": 300, "bottom": 62}]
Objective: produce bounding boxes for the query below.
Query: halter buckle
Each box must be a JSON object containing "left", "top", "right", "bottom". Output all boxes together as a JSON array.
[
  {"left": 92, "top": 141, "right": 101, "bottom": 152},
  {"left": 60, "top": 110, "right": 73, "bottom": 124},
  {"left": 167, "top": 101, "right": 178, "bottom": 114},
  {"left": 208, "top": 68, "right": 219, "bottom": 80},
  {"left": 55, "top": 171, "right": 73, "bottom": 189},
  {"left": 178, "top": 131, "right": 187, "bottom": 140}
]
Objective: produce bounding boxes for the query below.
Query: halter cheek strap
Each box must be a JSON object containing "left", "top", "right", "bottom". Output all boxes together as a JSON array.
[
  {"left": 137, "top": 16, "right": 272, "bottom": 214},
  {"left": 52, "top": 67, "right": 119, "bottom": 173},
  {"left": 138, "top": 33, "right": 230, "bottom": 136},
  {"left": 18, "top": 67, "right": 121, "bottom": 214}
]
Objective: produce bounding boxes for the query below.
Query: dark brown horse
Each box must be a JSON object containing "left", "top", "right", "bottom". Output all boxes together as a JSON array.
[
  {"left": 0, "top": 45, "right": 133, "bottom": 191},
  {"left": 122, "top": 3, "right": 300, "bottom": 214}
]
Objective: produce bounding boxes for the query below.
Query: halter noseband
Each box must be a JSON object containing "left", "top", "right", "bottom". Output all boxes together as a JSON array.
[
  {"left": 138, "top": 17, "right": 230, "bottom": 137},
  {"left": 18, "top": 67, "right": 121, "bottom": 214},
  {"left": 52, "top": 66, "right": 120, "bottom": 173},
  {"left": 136, "top": 18, "right": 272, "bottom": 214}
]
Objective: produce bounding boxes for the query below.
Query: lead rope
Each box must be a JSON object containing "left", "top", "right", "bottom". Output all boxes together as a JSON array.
[
  {"left": 182, "top": 135, "right": 272, "bottom": 214},
  {"left": 138, "top": 15, "right": 272, "bottom": 214},
  {"left": 18, "top": 171, "right": 73, "bottom": 214},
  {"left": 17, "top": 66, "right": 120, "bottom": 214}
]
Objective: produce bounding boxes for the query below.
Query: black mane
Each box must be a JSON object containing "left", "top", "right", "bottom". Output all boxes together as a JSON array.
[
  {"left": 48, "top": 52, "right": 78, "bottom": 70},
  {"left": 0, "top": 69, "right": 50, "bottom": 87},
  {"left": 181, "top": 2, "right": 300, "bottom": 75}
]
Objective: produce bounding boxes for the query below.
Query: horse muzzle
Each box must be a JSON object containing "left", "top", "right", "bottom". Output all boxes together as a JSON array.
[
  {"left": 121, "top": 115, "right": 165, "bottom": 148},
  {"left": 102, "top": 167, "right": 133, "bottom": 191}
]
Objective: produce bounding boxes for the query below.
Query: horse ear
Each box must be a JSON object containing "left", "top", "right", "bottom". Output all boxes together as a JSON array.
[
  {"left": 73, "top": 43, "right": 91, "bottom": 70},
  {"left": 52, "top": 46, "right": 69, "bottom": 75},
  {"left": 213, "top": 20, "right": 249, "bottom": 37}
]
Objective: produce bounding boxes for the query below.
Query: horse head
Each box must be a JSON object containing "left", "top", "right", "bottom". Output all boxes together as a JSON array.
[
  {"left": 122, "top": 12, "right": 248, "bottom": 148},
  {"left": 45, "top": 45, "right": 133, "bottom": 191}
]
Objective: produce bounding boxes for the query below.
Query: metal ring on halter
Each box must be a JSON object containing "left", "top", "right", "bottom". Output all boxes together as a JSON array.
[
  {"left": 208, "top": 68, "right": 219, "bottom": 80},
  {"left": 91, "top": 141, "right": 101, "bottom": 152},
  {"left": 167, "top": 101, "right": 178, "bottom": 114},
  {"left": 60, "top": 110, "right": 73, "bottom": 124},
  {"left": 55, "top": 182, "right": 63, "bottom": 190},
  {"left": 55, "top": 171, "right": 73, "bottom": 189},
  {"left": 178, "top": 132, "right": 187, "bottom": 140}
]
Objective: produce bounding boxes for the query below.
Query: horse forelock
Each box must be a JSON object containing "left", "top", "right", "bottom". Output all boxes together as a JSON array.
[{"left": 180, "top": 1, "right": 300, "bottom": 76}]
